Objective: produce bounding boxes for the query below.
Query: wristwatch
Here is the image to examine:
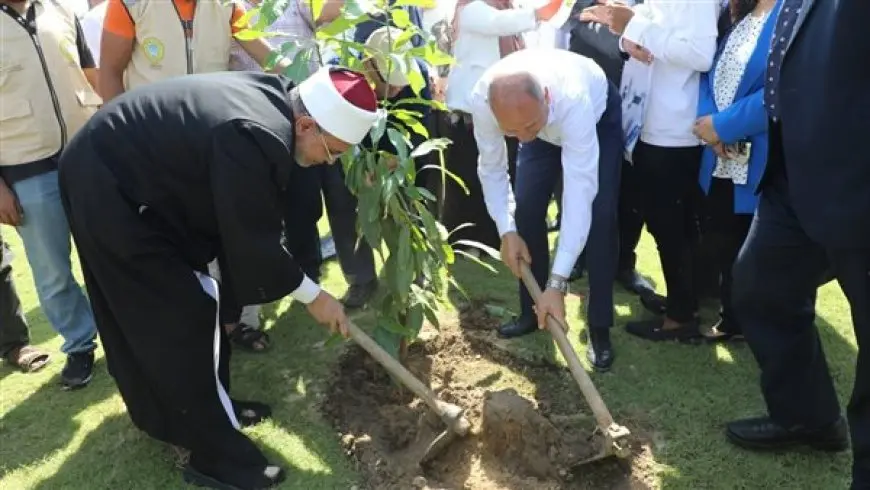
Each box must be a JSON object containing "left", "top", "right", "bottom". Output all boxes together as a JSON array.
[{"left": 545, "top": 275, "right": 569, "bottom": 294}]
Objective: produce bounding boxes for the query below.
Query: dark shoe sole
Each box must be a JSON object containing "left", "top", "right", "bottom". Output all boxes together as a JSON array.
[
  {"left": 61, "top": 373, "right": 93, "bottom": 390},
  {"left": 726, "top": 429, "right": 849, "bottom": 453},
  {"left": 183, "top": 467, "right": 243, "bottom": 490}
]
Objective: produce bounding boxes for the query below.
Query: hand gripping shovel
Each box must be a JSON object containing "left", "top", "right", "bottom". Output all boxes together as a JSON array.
[
  {"left": 345, "top": 321, "right": 472, "bottom": 465},
  {"left": 519, "top": 262, "right": 631, "bottom": 465}
]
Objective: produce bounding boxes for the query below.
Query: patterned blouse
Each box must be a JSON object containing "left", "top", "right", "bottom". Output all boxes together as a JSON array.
[
  {"left": 229, "top": 0, "right": 318, "bottom": 73},
  {"left": 712, "top": 11, "right": 769, "bottom": 184}
]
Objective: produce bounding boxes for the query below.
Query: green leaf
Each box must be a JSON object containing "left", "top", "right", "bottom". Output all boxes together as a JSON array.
[
  {"left": 282, "top": 46, "right": 315, "bottom": 83},
  {"left": 369, "top": 110, "right": 388, "bottom": 147},
  {"left": 394, "top": 112, "right": 429, "bottom": 139},
  {"left": 452, "top": 239, "right": 500, "bottom": 260},
  {"left": 393, "top": 0, "right": 435, "bottom": 7},
  {"left": 233, "top": 29, "right": 279, "bottom": 41},
  {"left": 307, "top": 0, "right": 325, "bottom": 25},
  {"left": 416, "top": 186, "right": 436, "bottom": 202},
  {"left": 454, "top": 249, "right": 497, "bottom": 273},
  {"left": 386, "top": 128, "right": 409, "bottom": 161},
  {"left": 392, "top": 29, "right": 418, "bottom": 50},
  {"left": 407, "top": 64, "right": 426, "bottom": 96},
  {"left": 317, "top": 13, "right": 371, "bottom": 37},
  {"left": 406, "top": 303, "right": 425, "bottom": 337},
  {"left": 373, "top": 327, "right": 403, "bottom": 359},
  {"left": 411, "top": 138, "right": 450, "bottom": 158},
  {"left": 421, "top": 163, "right": 468, "bottom": 194},
  {"left": 380, "top": 316, "right": 413, "bottom": 336},
  {"left": 323, "top": 332, "right": 346, "bottom": 348},
  {"left": 389, "top": 8, "right": 411, "bottom": 28},
  {"left": 234, "top": 7, "right": 259, "bottom": 30}
]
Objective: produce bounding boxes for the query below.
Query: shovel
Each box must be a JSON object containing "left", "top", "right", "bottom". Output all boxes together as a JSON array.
[
  {"left": 345, "top": 320, "right": 472, "bottom": 465},
  {"left": 519, "top": 262, "right": 631, "bottom": 465}
]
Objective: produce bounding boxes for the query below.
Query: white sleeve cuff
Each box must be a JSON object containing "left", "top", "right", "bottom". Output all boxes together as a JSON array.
[
  {"left": 551, "top": 249, "right": 575, "bottom": 279},
  {"left": 622, "top": 14, "right": 650, "bottom": 46},
  {"left": 497, "top": 216, "right": 517, "bottom": 238},
  {"left": 290, "top": 275, "right": 321, "bottom": 304}
]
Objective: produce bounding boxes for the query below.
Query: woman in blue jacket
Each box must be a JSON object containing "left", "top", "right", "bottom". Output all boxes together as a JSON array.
[{"left": 692, "top": 0, "right": 779, "bottom": 342}]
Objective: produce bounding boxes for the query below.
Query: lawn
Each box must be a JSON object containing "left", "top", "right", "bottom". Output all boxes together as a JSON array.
[{"left": 0, "top": 223, "right": 857, "bottom": 489}]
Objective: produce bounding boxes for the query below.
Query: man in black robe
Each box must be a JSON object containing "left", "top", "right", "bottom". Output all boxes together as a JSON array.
[{"left": 58, "top": 67, "right": 380, "bottom": 489}]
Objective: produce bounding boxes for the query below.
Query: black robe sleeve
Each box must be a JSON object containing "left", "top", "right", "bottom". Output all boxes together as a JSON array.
[{"left": 209, "top": 121, "right": 320, "bottom": 306}]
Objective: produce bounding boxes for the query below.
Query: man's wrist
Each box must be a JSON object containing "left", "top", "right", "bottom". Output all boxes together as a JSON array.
[{"left": 546, "top": 275, "right": 569, "bottom": 294}]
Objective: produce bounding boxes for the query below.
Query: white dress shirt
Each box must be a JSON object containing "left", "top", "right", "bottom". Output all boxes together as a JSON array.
[
  {"left": 80, "top": 1, "right": 107, "bottom": 67},
  {"left": 445, "top": 1, "right": 538, "bottom": 113},
  {"left": 621, "top": 1, "right": 719, "bottom": 147},
  {"left": 470, "top": 49, "right": 608, "bottom": 278}
]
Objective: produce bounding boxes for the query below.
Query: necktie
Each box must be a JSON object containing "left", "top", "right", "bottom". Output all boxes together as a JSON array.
[{"left": 765, "top": 0, "right": 804, "bottom": 121}]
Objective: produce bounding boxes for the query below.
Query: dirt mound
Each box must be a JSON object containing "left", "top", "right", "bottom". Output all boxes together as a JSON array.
[{"left": 322, "top": 305, "right": 655, "bottom": 489}]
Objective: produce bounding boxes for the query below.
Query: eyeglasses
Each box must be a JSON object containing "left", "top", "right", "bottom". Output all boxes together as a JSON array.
[{"left": 318, "top": 129, "right": 337, "bottom": 164}]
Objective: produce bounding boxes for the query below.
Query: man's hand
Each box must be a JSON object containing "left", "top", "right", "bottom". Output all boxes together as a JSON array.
[
  {"left": 580, "top": 1, "right": 635, "bottom": 35},
  {"left": 535, "top": 287, "right": 567, "bottom": 331},
  {"left": 693, "top": 115, "right": 720, "bottom": 145},
  {"left": 623, "top": 39, "right": 653, "bottom": 64},
  {"left": 0, "top": 180, "right": 22, "bottom": 226},
  {"left": 305, "top": 290, "right": 351, "bottom": 338},
  {"left": 500, "top": 231, "right": 531, "bottom": 278}
]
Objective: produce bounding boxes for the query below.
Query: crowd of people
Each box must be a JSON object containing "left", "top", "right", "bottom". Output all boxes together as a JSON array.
[{"left": 0, "top": 0, "right": 867, "bottom": 488}]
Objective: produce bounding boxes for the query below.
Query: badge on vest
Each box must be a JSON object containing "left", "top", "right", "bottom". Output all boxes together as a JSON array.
[
  {"left": 59, "top": 38, "right": 78, "bottom": 66},
  {"left": 141, "top": 37, "right": 165, "bottom": 66}
]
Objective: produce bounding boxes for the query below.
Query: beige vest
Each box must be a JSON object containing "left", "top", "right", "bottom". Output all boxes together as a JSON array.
[
  {"left": 124, "top": 0, "right": 233, "bottom": 90},
  {"left": 0, "top": 0, "right": 102, "bottom": 166}
]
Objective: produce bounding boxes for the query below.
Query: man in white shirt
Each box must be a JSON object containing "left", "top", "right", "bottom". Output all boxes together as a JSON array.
[
  {"left": 584, "top": 0, "right": 719, "bottom": 342},
  {"left": 471, "top": 48, "right": 622, "bottom": 371}
]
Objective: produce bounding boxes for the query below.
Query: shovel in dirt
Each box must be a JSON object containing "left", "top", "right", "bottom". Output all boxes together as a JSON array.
[
  {"left": 345, "top": 320, "right": 472, "bottom": 465},
  {"left": 519, "top": 262, "right": 631, "bottom": 466}
]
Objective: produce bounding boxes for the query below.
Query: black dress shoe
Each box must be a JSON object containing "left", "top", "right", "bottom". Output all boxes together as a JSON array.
[
  {"left": 639, "top": 292, "right": 667, "bottom": 315},
  {"left": 616, "top": 269, "right": 655, "bottom": 296},
  {"left": 726, "top": 416, "right": 849, "bottom": 453},
  {"left": 497, "top": 317, "right": 538, "bottom": 339},
  {"left": 625, "top": 317, "right": 701, "bottom": 343},
  {"left": 585, "top": 329, "right": 614, "bottom": 372}
]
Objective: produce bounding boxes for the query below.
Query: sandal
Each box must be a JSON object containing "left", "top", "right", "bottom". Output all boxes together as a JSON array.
[
  {"left": 227, "top": 324, "right": 270, "bottom": 353},
  {"left": 4, "top": 345, "right": 50, "bottom": 373},
  {"left": 232, "top": 399, "right": 272, "bottom": 427}
]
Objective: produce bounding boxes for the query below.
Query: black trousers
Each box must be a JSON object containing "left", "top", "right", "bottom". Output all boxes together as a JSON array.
[
  {"left": 554, "top": 158, "right": 644, "bottom": 275},
  {"left": 0, "top": 230, "right": 29, "bottom": 358},
  {"left": 699, "top": 177, "right": 752, "bottom": 331},
  {"left": 628, "top": 142, "right": 703, "bottom": 322},
  {"left": 438, "top": 112, "right": 517, "bottom": 250},
  {"left": 516, "top": 81, "right": 622, "bottom": 331},
  {"left": 733, "top": 173, "right": 870, "bottom": 486}
]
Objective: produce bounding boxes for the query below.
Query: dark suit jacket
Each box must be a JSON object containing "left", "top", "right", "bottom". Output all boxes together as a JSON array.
[
  {"left": 765, "top": 0, "right": 870, "bottom": 248},
  {"left": 567, "top": 0, "right": 634, "bottom": 84}
]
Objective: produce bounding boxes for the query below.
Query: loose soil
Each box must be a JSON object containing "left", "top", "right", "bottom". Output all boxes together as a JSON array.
[{"left": 322, "top": 302, "right": 657, "bottom": 489}]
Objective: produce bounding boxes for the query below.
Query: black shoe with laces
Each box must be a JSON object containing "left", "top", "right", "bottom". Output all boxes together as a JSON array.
[
  {"left": 585, "top": 329, "right": 614, "bottom": 372},
  {"left": 341, "top": 279, "right": 378, "bottom": 309},
  {"left": 61, "top": 351, "right": 95, "bottom": 390}
]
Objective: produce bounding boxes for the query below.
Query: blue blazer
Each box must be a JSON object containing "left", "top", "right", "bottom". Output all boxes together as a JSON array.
[{"left": 697, "top": 5, "right": 779, "bottom": 215}]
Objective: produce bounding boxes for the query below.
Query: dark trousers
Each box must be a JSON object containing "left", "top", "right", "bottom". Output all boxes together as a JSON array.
[
  {"left": 733, "top": 173, "right": 870, "bottom": 485},
  {"left": 439, "top": 112, "right": 518, "bottom": 249},
  {"left": 321, "top": 164, "right": 377, "bottom": 287},
  {"left": 628, "top": 142, "right": 703, "bottom": 322},
  {"left": 554, "top": 158, "right": 643, "bottom": 274},
  {"left": 0, "top": 230, "right": 29, "bottom": 358},
  {"left": 516, "top": 82, "right": 622, "bottom": 330},
  {"left": 699, "top": 177, "right": 752, "bottom": 330}
]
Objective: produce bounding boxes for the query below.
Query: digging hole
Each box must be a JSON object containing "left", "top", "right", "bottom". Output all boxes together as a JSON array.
[{"left": 321, "top": 303, "right": 655, "bottom": 489}]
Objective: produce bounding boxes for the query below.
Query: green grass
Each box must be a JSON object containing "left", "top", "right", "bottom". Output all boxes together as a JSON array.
[{"left": 0, "top": 223, "right": 857, "bottom": 489}]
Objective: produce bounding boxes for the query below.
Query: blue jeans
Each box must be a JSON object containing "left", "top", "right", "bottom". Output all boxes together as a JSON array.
[
  {"left": 515, "top": 82, "right": 622, "bottom": 331},
  {"left": 12, "top": 170, "right": 97, "bottom": 354}
]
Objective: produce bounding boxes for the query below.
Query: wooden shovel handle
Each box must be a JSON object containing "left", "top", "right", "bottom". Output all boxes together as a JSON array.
[
  {"left": 345, "top": 321, "right": 469, "bottom": 434},
  {"left": 519, "top": 262, "right": 616, "bottom": 430}
]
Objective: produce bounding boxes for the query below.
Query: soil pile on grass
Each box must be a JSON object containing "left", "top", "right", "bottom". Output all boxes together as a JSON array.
[{"left": 322, "top": 304, "right": 654, "bottom": 489}]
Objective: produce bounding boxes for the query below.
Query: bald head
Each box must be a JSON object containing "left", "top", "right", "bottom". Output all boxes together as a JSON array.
[{"left": 487, "top": 71, "right": 548, "bottom": 142}]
